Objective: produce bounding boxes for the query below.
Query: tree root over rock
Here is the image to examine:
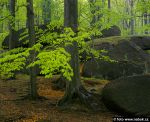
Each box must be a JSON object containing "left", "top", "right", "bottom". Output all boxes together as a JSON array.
[{"left": 57, "top": 85, "right": 106, "bottom": 112}]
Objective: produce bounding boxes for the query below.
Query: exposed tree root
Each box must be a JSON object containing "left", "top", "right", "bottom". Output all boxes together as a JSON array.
[{"left": 57, "top": 85, "right": 105, "bottom": 112}]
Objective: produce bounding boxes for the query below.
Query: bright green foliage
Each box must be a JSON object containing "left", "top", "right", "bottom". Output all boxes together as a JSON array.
[
  {"left": 0, "top": 47, "right": 28, "bottom": 79},
  {"left": 1, "top": 0, "right": 150, "bottom": 35},
  {"left": 0, "top": 32, "right": 8, "bottom": 49},
  {"left": 29, "top": 48, "right": 73, "bottom": 81},
  {"left": 0, "top": 43, "right": 42, "bottom": 79},
  {"left": 0, "top": 21, "right": 113, "bottom": 80},
  {"left": 0, "top": 41, "right": 72, "bottom": 81}
]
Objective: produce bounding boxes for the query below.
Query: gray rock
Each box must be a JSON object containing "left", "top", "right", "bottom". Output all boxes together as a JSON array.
[
  {"left": 101, "top": 25, "right": 121, "bottom": 38},
  {"left": 82, "top": 40, "right": 149, "bottom": 79},
  {"left": 82, "top": 59, "right": 145, "bottom": 80},
  {"left": 130, "top": 36, "right": 150, "bottom": 50},
  {"left": 102, "top": 74, "right": 150, "bottom": 116}
]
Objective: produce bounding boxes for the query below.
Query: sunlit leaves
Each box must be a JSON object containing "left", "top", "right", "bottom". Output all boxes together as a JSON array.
[
  {"left": 0, "top": 47, "right": 29, "bottom": 79},
  {"left": 29, "top": 48, "right": 73, "bottom": 81}
]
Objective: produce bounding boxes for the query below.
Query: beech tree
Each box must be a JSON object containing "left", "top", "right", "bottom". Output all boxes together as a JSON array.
[
  {"left": 58, "top": 0, "right": 102, "bottom": 111},
  {"left": 26, "top": 0, "right": 38, "bottom": 99}
]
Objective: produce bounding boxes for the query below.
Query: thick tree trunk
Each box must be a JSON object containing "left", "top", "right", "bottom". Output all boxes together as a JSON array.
[
  {"left": 58, "top": 0, "right": 80, "bottom": 106},
  {"left": 58, "top": 0, "right": 102, "bottom": 111},
  {"left": 8, "top": 0, "right": 16, "bottom": 49},
  {"left": 26, "top": 0, "right": 38, "bottom": 100}
]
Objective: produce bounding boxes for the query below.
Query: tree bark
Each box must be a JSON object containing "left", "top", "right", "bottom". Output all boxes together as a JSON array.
[
  {"left": 64, "top": 0, "right": 81, "bottom": 90},
  {"left": 58, "top": 0, "right": 102, "bottom": 111},
  {"left": 8, "top": 0, "right": 16, "bottom": 49},
  {"left": 130, "top": 0, "right": 134, "bottom": 35},
  {"left": 143, "top": 12, "right": 148, "bottom": 34},
  {"left": 42, "top": 0, "right": 51, "bottom": 25},
  {"left": 108, "top": 0, "right": 111, "bottom": 9},
  {"left": 107, "top": 0, "right": 111, "bottom": 22},
  {"left": 26, "top": 0, "right": 38, "bottom": 100}
]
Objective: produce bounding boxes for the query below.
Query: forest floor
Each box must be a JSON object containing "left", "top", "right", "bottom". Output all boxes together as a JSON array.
[{"left": 0, "top": 74, "right": 116, "bottom": 122}]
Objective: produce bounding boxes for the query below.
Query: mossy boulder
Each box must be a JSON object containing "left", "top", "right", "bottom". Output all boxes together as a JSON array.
[
  {"left": 130, "top": 36, "right": 150, "bottom": 50},
  {"left": 82, "top": 39, "right": 149, "bottom": 79},
  {"left": 102, "top": 74, "right": 150, "bottom": 116},
  {"left": 107, "top": 40, "right": 149, "bottom": 63},
  {"left": 89, "top": 36, "right": 150, "bottom": 51},
  {"left": 82, "top": 59, "right": 144, "bottom": 80},
  {"left": 101, "top": 25, "right": 121, "bottom": 38}
]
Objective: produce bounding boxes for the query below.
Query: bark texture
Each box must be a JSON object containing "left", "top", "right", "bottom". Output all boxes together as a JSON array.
[
  {"left": 26, "top": 0, "right": 38, "bottom": 100},
  {"left": 58, "top": 0, "right": 103, "bottom": 111},
  {"left": 9, "top": 0, "right": 16, "bottom": 49}
]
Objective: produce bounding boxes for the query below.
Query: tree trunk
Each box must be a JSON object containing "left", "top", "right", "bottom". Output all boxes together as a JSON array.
[
  {"left": 58, "top": 0, "right": 103, "bottom": 111},
  {"left": 143, "top": 12, "right": 148, "bottom": 34},
  {"left": 108, "top": 0, "right": 110, "bottom": 9},
  {"left": 26, "top": 0, "right": 38, "bottom": 100},
  {"left": 107, "top": 0, "right": 111, "bottom": 22},
  {"left": 42, "top": 0, "right": 51, "bottom": 25},
  {"left": 130, "top": 0, "right": 134, "bottom": 35},
  {"left": 8, "top": 0, "right": 16, "bottom": 49}
]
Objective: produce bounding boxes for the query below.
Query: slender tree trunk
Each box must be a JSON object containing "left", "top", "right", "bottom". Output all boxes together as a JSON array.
[
  {"left": 141, "top": 14, "right": 144, "bottom": 34},
  {"left": 130, "top": 0, "right": 134, "bottom": 35},
  {"left": 149, "top": 14, "right": 150, "bottom": 34},
  {"left": 125, "top": 0, "right": 131, "bottom": 35},
  {"left": 42, "top": 0, "right": 51, "bottom": 25},
  {"left": 8, "top": 0, "right": 16, "bottom": 49},
  {"left": 26, "top": 0, "right": 38, "bottom": 100},
  {"left": 143, "top": 12, "right": 148, "bottom": 34},
  {"left": 108, "top": 0, "right": 111, "bottom": 9},
  {"left": 108, "top": 0, "right": 111, "bottom": 22}
]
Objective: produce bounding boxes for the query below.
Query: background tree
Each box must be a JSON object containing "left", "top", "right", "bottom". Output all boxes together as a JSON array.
[
  {"left": 8, "top": 0, "right": 16, "bottom": 49},
  {"left": 130, "top": 0, "right": 134, "bottom": 35},
  {"left": 42, "top": 0, "right": 51, "bottom": 24},
  {"left": 26, "top": 0, "right": 38, "bottom": 99}
]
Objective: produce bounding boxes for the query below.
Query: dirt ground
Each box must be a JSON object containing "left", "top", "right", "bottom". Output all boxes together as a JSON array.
[{"left": 0, "top": 74, "right": 115, "bottom": 122}]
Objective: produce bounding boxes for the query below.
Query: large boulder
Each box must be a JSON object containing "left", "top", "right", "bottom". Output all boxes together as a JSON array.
[
  {"left": 82, "top": 59, "right": 145, "bottom": 80},
  {"left": 82, "top": 40, "right": 150, "bottom": 79},
  {"left": 130, "top": 36, "right": 150, "bottom": 50},
  {"left": 102, "top": 74, "right": 150, "bottom": 116},
  {"left": 101, "top": 25, "right": 121, "bottom": 38},
  {"left": 107, "top": 40, "right": 149, "bottom": 63},
  {"left": 89, "top": 36, "right": 150, "bottom": 51},
  {"left": 84, "top": 25, "right": 121, "bottom": 41}
]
